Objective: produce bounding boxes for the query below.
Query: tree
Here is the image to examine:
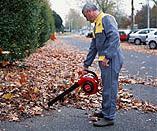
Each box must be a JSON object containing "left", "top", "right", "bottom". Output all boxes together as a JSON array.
[
  {"left": 152, "top": 0, "right": 157, "bottom": 5},
  {"left": 0, "top": 0, "right": 55, "bottom": 62},
  {"left": 150, "top": 5, "right": 157, "bottom": 27},
  {"left": 65, "top": 9, "right": 87, "bottom": 31},
  {"left": 79, "top": 0, "right": 116, "bottom": 14},
  {"left": 78, "top": 0, "right": 130, "bottom": 28},
  {"left": 52, "top": 11, "right": 64, "bottom": 32},
  {"left": 65, "top": 0, "right": 130, "bottom": 29},
  {"left": 94, "top": 0, "right": 130, "bottom": 28},
  {"left": 95, "top": 0, "right": 116, "bottom": 14},
  {"left": 135, "top": 4, "right": 157, "bottom": 28},
  {"left": 135, "top": 5, "right": 147, "bottom": 28},
  {"left": 113, "top": 0, "right": 131, "bottom": 28},
  {"left": 117, "top": 16, "right": 131, "bottom": 28}
]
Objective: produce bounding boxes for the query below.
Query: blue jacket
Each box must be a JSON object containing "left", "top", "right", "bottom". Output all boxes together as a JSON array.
[{"left": 84, "top": 12, "right": 123, "bottom": 73}]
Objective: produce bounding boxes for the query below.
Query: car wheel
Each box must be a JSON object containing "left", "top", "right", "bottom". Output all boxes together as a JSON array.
[
  {"left": 149, "top": 41, "right": 157, "bottom": 49},
  {"left": 134, "top": 39, "right": 141, "bottom": 45}
]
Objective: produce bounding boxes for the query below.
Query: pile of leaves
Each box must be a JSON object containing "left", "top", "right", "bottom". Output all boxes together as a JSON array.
[{"left": 0, "top": 40, "right": 156, "bottom": 121}]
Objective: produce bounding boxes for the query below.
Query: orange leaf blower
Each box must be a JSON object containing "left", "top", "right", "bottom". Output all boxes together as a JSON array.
[{"left": 48, "top": 70, "right": 99, "bottom": 107}]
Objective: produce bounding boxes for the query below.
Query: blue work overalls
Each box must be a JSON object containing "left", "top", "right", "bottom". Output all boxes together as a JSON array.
[{"left": 84, "top": 12, "right": 123, "bottom": 120}]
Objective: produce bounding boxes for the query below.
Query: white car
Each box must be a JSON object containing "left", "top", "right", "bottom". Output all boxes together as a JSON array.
[
  {"left": 128, "top": 28, "right": 156, "bottom": 45},
  {"left": 146, "top": 30, "right": 157, "bottom": 49}
]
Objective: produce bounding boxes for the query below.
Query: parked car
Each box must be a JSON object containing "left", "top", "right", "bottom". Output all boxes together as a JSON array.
[
  {"left": 146, "top": 30, "right": 157, "bottom": 49},
  {"left": 79, "top": 29, "right": 89, "bottom": 36},
  {"left": 118, "top": 29, "right": 131, "bottom": 41},
  {"left": 128, "top": 28, "right": 156, "bottom": 45},
  {"left": 79, "top": 29, "right": 92, "bottom": 37},
  {"left": 86, "top": 31, "right": 93, "bottom": 38}
]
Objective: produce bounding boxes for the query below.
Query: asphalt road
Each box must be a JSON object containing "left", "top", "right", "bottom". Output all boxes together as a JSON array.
[
  {"left": 0, "top": 35, "right": 157, "bottom": 131},
  {"left": 60, "top": 35, "right": 157, "bottom": 80},
  {"left": 0, "top": 107, "right": 157, "bottom": 131}
]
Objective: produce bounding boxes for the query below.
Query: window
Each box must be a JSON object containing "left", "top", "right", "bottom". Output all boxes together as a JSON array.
[
  {"left": 139, "top": 30, "right": 148, "bottom": 34},
  {"left": 119, "top": 31, "right": 125, "bottom": 35},
  {"left": 154, "top": 32, "right": 157, "bottom": 35}
]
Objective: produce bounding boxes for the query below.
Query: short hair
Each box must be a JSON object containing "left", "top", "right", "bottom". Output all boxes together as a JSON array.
[{"left": 82, "top": 3, "right": 98, "bottom": 14}]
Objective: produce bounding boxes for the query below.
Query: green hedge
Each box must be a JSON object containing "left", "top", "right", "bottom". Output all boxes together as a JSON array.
[{"left": 0, "top": 0, "right": 55, "bottom": 62}]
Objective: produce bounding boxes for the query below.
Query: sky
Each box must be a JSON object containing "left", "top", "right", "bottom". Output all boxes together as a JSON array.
[
  {"left": 50, "top": 0, "right": 79, "bottom": 22},
  {"left": 50, "top": 0, "right": 155, "bottom": 24}
]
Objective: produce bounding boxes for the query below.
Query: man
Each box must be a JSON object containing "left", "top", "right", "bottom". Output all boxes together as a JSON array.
[{"left": 82, "top": 3, "right": 123, "bottom": 127}]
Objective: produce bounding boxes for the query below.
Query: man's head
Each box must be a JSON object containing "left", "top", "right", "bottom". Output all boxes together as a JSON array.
[{"left": 82, "top": 3, "right": 99, "bottom": 23}]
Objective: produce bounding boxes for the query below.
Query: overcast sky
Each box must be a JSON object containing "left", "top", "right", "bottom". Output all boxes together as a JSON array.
[{"left": 50, "top": 0, "right": 155, "bottom": 23}]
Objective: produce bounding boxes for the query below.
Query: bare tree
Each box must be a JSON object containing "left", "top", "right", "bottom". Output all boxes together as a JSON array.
[
  {"left": 66, "top": 0, "right": 131, "bottom": 29},
  {"left": 65, "top": 9, "right": 87, "bottom": 30},
  {"left": 77, "top": 0, "right": 116, "bottom": 14},
  {"left": 152, "top": 0, "right": 157, "bottom": 5}
]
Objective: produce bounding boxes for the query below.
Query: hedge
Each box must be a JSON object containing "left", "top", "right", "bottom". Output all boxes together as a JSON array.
[{"left": 0, "top": 0, "right": 55, "bottom": 62}]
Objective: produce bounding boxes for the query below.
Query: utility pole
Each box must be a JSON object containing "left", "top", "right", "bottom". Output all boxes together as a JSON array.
[
  {"left": 131, "top": 0, "right": 134, "bottom": 31},
  {"left": 69, "top": 20, "right": 72, "bottom": 32},
  {"left": 147, "top": 0, "right": 150, "bottom": 29}
]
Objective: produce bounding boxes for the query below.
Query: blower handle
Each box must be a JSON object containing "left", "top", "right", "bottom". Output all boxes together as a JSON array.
[{"left": 84, "top": 69, "right": 98, "bottom": 79}]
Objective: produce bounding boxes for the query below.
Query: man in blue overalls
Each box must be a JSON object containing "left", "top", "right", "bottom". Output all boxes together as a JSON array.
[{"left": 82, "top": 3, "right": 123, "bottom": 127}]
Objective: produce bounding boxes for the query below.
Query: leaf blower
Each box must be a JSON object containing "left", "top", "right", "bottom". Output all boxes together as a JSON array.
[{"left": 48, "top": 70, "right": 99, "bottom": 107}]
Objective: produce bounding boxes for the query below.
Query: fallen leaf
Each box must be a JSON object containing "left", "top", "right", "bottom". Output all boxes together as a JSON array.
[
  {"left": 34, "top": 87, "right": 40, "bottom": 93},
  {"left": 8, "top": 113, "right": 19, "bottom": 121},
  {"left": 19, "top": 73, "right": 28, "bottom": 85},
  {"left": 31, "top": 106, "right": 43, "bottom": 115},
  {"left": 2, "top": 93, "right": 14, "bottom": 100}
]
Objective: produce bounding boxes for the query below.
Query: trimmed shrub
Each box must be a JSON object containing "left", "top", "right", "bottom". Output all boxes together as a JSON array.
[{"left": 0, "top": 0, "right": 55, "bottom": 62}]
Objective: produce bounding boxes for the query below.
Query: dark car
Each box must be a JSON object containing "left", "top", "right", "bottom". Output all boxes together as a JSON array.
[{"left": 86, "top": 31, "right": 93, "bottom": 38}]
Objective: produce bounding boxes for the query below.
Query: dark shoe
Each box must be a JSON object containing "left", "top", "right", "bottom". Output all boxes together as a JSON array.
[
  {"left": 93, "top": 118, "right": 114, "bottom": 127},
  {"left": 93, "top": 111, "right": 104, "bottom": 118}
]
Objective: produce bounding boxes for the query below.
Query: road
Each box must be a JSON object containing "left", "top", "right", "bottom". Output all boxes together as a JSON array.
[
  {"left": 60, "top": 35, "right": 157, "bottom": 80},
  {"left": 0, "top": 107, "right": 156, "bottom": 131},
  {"left": 0, "top": 34, "right": 157, "bottom": 131}
]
